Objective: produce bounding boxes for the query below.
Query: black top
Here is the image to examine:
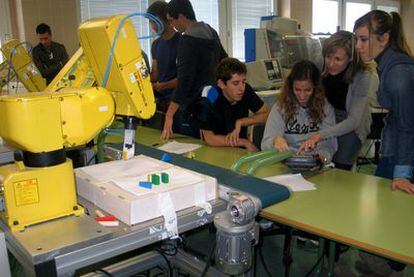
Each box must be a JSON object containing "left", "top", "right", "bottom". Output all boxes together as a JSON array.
[
  {"left": 195, "top": 84, "right": 264, "bottom": 138},
  {"left": 173, "top": 24, "right": 228, "bottom": 111},
  {"left": 32, "top": 41, "right": 69, "bottom": 84},
  {"left": 323, "top": 70, "right": 349, "bottom": 111}
]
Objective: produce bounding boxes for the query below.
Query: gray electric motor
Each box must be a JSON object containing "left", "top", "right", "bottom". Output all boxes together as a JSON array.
[{"left": 214, "top": 211, "right": 259, "bottom": 275}]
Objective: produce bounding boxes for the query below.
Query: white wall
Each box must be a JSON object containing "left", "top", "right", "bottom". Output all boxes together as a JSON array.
[{"left": 0, "top": 0, "right": 12, "bottom": 44}]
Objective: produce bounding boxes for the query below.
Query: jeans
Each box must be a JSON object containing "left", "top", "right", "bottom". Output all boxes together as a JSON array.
[{"left": 375, "top": 157, "right": 395, "bottom": 180}]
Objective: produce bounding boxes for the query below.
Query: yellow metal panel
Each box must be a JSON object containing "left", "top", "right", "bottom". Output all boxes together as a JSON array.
[
  {"left": 46, "top": 48, "right": 96, "bottom": 92},
  {"left": 0, "top": 93, "right": 63, "bottom": 152},
  {"left": 0, "top": 87, "right": 114, "bottom": 152},
  {"left": 78, "top": 15, "right": 155, "bottom": 119},
  {"left": 14, "top": 66, "right": 47, "bottom": 92},
  {"left": 59, "top": 87, "right": 115, "bottom": 147},
  {"left": 1, "top": 39, "right": 31, "bottom": 69},
  {"left": 0, "top": 160, "right": 83, "bottom": 231},
  {"left": 1, "top": 39, "right": 46, "bottom": 92}
]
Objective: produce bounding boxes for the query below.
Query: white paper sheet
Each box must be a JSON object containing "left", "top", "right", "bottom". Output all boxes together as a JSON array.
[
  {"left": 157, "top": 141, "right": 201, "bottom": 154},
  {"left": 79, "top": 155, "right": 172, "bottom": 181},
  {"left": 110, "top": 167, "right": 205, "bottom": 197},
  {"left": 264, "top": 173, "right": 316, "bottom": 192}
]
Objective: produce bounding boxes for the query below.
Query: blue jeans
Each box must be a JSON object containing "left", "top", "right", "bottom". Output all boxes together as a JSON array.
[
  {"left": 376, "top": 157, "right": 414, "bottom": 182},
  {"left": 375, "top": 157, "right": 395, "bottom": 180}
]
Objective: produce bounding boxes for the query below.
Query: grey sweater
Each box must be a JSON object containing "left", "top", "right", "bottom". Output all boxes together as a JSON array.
[
  {"left": 319, "top": 69, "right": 379, "bottom": 142},
  {"left": 261, "top": 101, "right": 338, "bottom": 162}
]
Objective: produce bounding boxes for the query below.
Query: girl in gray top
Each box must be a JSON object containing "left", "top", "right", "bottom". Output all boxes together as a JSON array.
[
  {"left": 298, "top": 31, "right": 378, "bottom": 170},
  {"left": 261, "top": 61, "right": 337, "bottom": 163}
]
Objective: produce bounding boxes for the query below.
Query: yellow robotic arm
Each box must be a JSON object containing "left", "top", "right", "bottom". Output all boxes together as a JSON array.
[
  {"left": 45, "top": 47, "right": 96, "bottom": 92},
  {"left": 0, "top": 15, "right": 155, "bottom": 231},
  {"left": 1, "top": 39, "right": 47, "bottom": 92}
]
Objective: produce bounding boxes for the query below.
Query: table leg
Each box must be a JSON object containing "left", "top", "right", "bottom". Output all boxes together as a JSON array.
[
  {"left": 316, "top": 238, "right": 325, "bottom": 275},
  {"left": 0, "top": 231, "right": 11, "bottom": 277},
  {"left": 328, "top": 241, "right": 336, "bottom": 276},
  {"left": 283, "top": 226, "right": 293, "bottom": 277}
]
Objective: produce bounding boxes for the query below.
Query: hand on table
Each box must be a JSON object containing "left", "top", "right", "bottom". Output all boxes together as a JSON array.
[
  {"left": 161, "top": 116, "right": 173, "bottom": 140},
  {"left": 273, "top": 136, "right": 289, "bottom": 152},
  {"left": 297, "top": 134, "right": 321, "bottom": 155},
  {"left": 392, "top": 178, "right": 414, "bottom": 195},
  {"left": 239, "top": 139, "right": 259, "bottom": 152},
  {"left": 225, "top": 122, "right": 241, "bottom": 147}
]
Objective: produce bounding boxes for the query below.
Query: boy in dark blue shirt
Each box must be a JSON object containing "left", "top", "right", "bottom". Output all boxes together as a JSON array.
[
  {"left": 148, "top": 1, "right": 180, "bottom": 107},
  {"left": 196, "top": 58, "right": 269, "bottom": 151}
]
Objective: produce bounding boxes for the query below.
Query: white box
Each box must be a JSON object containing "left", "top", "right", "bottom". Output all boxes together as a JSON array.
[{"left": 75, "top": 155, "right": 217, "bottom": 225}]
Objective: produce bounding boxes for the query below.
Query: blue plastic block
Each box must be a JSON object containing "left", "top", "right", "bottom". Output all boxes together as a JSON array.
[
  {"left": 139, "top": 181, "right": 152, "bottom": 189},
  {"left": 161, "top": 153, "right": 172, "bottom": 162}
]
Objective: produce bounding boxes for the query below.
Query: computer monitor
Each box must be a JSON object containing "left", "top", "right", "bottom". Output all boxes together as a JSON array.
[
  {"left": 245, "top": 28, "right": 323, "bottom": 72},
  {"left": 246, "top": 58, "right": 284, "bottom": 91}
]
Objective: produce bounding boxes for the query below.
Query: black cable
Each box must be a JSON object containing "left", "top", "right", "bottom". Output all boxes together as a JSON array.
[
  {"left": 258, "top": 246, "right": 273, "bottom": 277},
  {"left": 200, "top": 239, "right": 216, "bottom": 277},
  {"left": 304, "top": 254, "right": 324, "bottom": 277},
  {"left": 155, "top": 249, "right": 173, "bottom": 277},
  {"left": 93, "top": 268, "right": 114, "bottom": 277}
]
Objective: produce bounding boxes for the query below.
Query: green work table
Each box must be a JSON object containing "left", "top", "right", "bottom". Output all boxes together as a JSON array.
[
  {"left": 261, "top": 170, "right": 414, "bottom": 265},
  {"left": 133, "top": 126, "right": 291, "bottom": 175},
  {"left": 130, "top": 126, "right": 414, "bottom": 264}
]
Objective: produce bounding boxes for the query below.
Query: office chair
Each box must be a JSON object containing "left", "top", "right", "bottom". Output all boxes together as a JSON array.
[{"left": 357, "top": 111, "right": 386, "bottom": 168}]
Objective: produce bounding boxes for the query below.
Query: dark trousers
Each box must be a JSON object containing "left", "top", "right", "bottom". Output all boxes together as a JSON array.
[{"left": 172, "top": 109, "right": 200, "bottom": 139}]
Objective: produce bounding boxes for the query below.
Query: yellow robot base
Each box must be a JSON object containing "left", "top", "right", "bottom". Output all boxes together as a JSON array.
[{"left": 0, "top": 159, "right": 83, "bottom": 231}]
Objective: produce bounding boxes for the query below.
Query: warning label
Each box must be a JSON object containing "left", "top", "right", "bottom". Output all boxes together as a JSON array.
[{"left": 13, "top": 179, "right": 39, "bottom": 206}]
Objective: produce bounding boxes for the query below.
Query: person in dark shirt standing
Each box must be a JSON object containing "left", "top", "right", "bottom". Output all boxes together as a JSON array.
[
  {"left": 161, "top": 0, "right": 228, "bottom": 140},
  {"left": 196, "top": 58, "right": 269, "bottom": 152},
  {"left": 32, "top": 23, "right": 69, "bottom": 85},
  {"left": 147, "top": 1, "right": 180, "bottom": 110}
]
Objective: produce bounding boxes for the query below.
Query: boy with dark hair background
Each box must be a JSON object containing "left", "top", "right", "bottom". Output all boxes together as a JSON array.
[
  {"left": 196, "top": 58, "right": 269, "bottom": 151},
  {"left": 161, "top": 0, "right": 228, "bottom": 139}
]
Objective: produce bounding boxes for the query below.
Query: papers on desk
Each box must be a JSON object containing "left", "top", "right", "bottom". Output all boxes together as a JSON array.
[
  {"left": 110, "top": 167, "right": 206, "bottom": 197},
  {"left": 157, "top": 141, "right": 202, "bottom": 154},
  {"left": 79, "top": 156, "right": 170, "bottom": 182},
  {"left": 264, "top": 173, "right": 316, "bottom": 192}
]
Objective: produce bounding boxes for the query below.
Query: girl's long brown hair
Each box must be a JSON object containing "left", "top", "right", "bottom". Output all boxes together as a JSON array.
[{"left": 354, "top": 10, "right": 412, "bottom": 57}]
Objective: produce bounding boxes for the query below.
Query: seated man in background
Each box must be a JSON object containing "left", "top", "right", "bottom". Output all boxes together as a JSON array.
[
  {"left": 32, "top": 23, "right": 69, "bottom": 84},
  {"left": 196, "top": 58, "right": 269, "bottom": 152}
]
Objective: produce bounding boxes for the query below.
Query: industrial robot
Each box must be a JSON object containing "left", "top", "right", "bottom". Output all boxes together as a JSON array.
[{"left": 0, "top": 14, "right": 155, "bottom": 231}]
